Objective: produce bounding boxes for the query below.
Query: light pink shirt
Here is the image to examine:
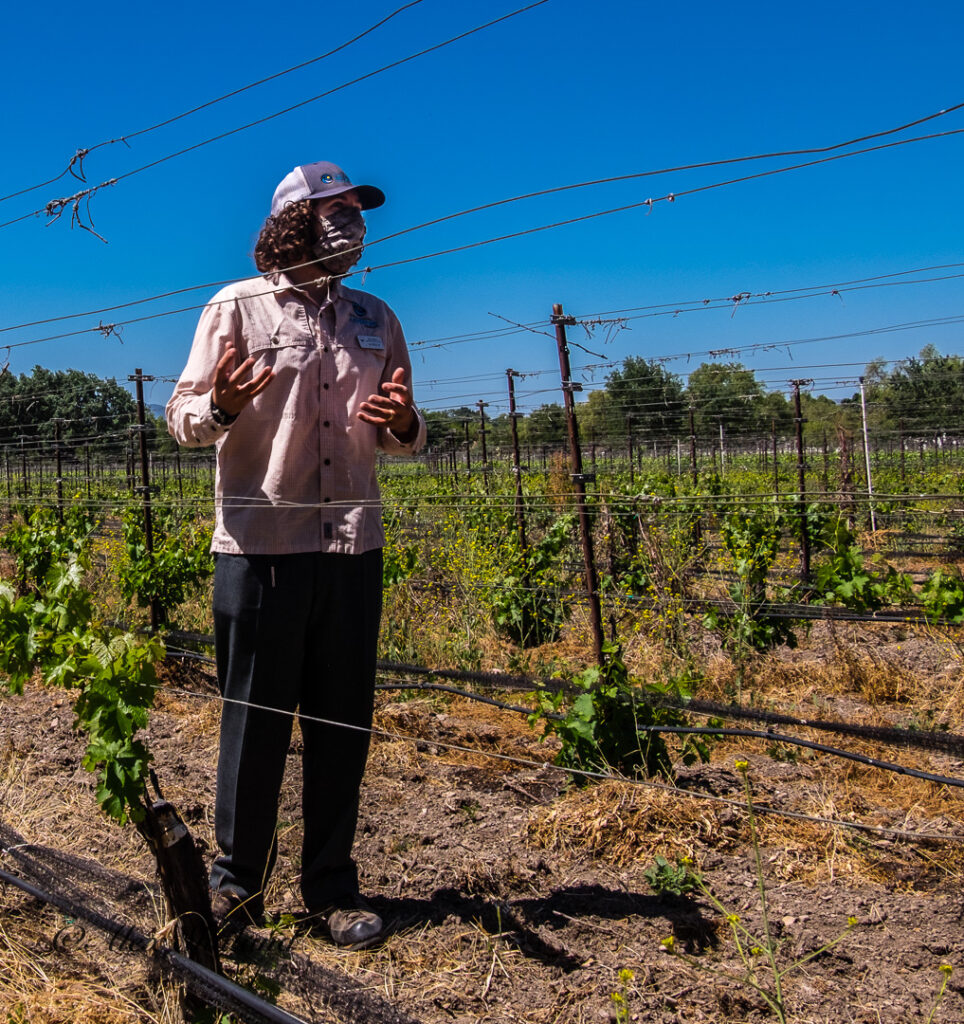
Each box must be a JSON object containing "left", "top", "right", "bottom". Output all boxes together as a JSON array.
[{"left": 166, "top": 274, "right": 425, "bottom": 555}]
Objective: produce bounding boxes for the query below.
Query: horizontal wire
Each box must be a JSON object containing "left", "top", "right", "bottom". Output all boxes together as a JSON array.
[
  {"left": 570, "top": 262, "right": 964, "bottom": 322},
  {"left": 361, "top": 127, "right": 964, "bottom": 278},
  {"left": 165, "top": 684, "right": 964, "bottom": 843},
  {"left": 0, "top": 126, "right": 959, "bottom": 340},
  {"left": 0, "top": 1, "right": 552, "bottom": 232},
  {"left": 0, "top": 0, "right": 429, "bottom": 205}
]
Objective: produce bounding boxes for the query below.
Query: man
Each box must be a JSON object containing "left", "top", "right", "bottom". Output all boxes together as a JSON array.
[{"left": 166, "top": 160, "right": 425, "bottom": 948}]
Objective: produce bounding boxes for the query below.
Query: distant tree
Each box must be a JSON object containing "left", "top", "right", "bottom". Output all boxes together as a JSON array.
[
  {"left": 577, "top": 389, "right": 613, "bottom": 443},
  {"left": 761, "top": 390, "right": 793, "bottom": 435},
  {"left": 486, "top": 413, "right": 515, "bottom": 451},
  {"left": 685, "top": 362, "right": 768, "bottom": 439},
  {"left": 524, "top": 403, "right": 567, "bottom": 445},
  {"left": 862, "top": 345, "right": 964, "bottom": 436},
  {"left": 592, "top": 357, "right": 685, "bottom": 442},
  {"left": 800, "top": 391, "right": 857, "bottom": 443},
  {"left": 0, "top": 367, "right": 138, "bottom": 455},
  {"left": 422, "top": 407, "right": 476, "bottom": 449}
]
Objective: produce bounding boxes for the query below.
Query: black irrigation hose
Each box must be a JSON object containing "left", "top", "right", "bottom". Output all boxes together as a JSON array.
[
  {"left": 684, "top": 698, "right": 964, "bottom": 758},
  {"left": 162, "top": 631, "right": 964, "bottom": 758},
  {"left": 635, "top": 726, "right": 964, "bottom": 789},
  {"left": 376, "top": 680, "right": 964, "bottom": 786},
  {"left": 160, "top": 648, "right": 964, "bottom": 790},
  {"left": 372, "top": 658, "right": 964, "bottom": 757},
  {"left": 376, "top": 657, "right": 566, "bottom": 694},
  {"left": 373, "top": 681, "right": 964, "bottom": 777},
  {"left": 0, "top": 865, "right": 317, "bottom": 1024},
  {"left": 375, "top": 680, "right": 542, "bottom": 716}
]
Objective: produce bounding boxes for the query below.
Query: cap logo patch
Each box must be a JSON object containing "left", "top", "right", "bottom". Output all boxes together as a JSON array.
[{"left": 320, "top": 172, "right": 351, "bottom": 185}]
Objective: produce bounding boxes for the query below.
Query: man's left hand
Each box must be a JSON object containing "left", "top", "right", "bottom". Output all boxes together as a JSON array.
[{"left": 358, "top": 366, "right": 415, "bottom": 435}]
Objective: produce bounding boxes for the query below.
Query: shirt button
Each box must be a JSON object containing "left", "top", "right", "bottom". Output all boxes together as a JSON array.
[
  {"left": 323, "top": 497, "right": 331, "bottom": 503},
  {"left": 323, "top": 383, "right": 329, "bottom": 390},
  {"left": 324, "top": 458, "right": 331, "bottom": 466},
  {"left": 323, "top": 420, "right": 330, "bottom": 427},
  {"left": 323, "top": 346, "right": 329, "bottom": 352}
]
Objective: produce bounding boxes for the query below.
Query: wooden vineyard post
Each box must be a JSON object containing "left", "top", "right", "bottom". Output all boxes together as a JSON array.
[
  {"left": 130, "top": 370, "right": 164, "bottom": 631},
  {"left": 174, "top": 446, "right": 183, "bottom": 501},
  {"left": 506, "top": 369, "right": 528, "bottom": 556},
  {"left": 54, "top": 420, "right": 64, "bottom": 524},
  {"left": 136, "top": 788, "right": 221, "bottom": 1009},
  {"left": 552, "top": 303, "right": 604, "bottom": 665},
  {"left": 858, "top": 376, "right": 877, "bottom": 534},
  {"left": 19, "top": 436, "right": 28, "bottom": 499},
  {"left": 688, "top": 407, "right": 698, "bottom": 486},
  {"left": 899, "top": 418, "right": 906, "bottom": 488},
  {"left": 477, "top": 399, "right": 489, "bottom": 492},
  {"left": 790, "top": 379, "right": 812, "bottom": 582},
  {"left": 822, "top": 430, "right": 830, "bottom": 494},
  {"left": 626, "top": 414, "right": 635, "bottom": 487},
  {"left": 771, "top": 418, "right": 779, "bottom": 495}
]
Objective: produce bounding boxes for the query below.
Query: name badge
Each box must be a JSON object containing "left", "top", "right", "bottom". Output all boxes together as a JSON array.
[{"left": 357, "top": 335, "right": 384, "bottom": 350}]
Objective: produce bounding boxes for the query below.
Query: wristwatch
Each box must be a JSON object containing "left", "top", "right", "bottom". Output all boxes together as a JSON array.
[{"left": 210, "top": 395, "right": 239, "bottom": 427}]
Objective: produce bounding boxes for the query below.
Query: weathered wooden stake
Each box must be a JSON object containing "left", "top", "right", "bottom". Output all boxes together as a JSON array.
[{"left": 552, "top": 303, "right": 604, "bottom": 664}]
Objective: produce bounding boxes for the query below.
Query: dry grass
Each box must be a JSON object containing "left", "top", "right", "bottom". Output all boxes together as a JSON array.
[
  {"left": 3, "top": 579, "right": 964, "bottom": 1022},
  {"left": 527, "top": 781, "right": 745, "bottom": 867}
]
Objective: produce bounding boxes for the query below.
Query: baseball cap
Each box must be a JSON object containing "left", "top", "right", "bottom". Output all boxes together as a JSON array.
[{"left": 270, "top": 161, "right": 385, "bottom": 217}]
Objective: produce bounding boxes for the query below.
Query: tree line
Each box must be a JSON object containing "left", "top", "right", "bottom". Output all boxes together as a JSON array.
[
  {"left": 424, "top": 345, "right": 964, "bottom": 450},
  {"left": 0, "top": 347, "right": 960, "bottom": 458}
]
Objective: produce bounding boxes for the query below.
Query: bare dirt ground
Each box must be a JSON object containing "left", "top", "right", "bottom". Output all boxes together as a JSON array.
[{"left": 2, "top": 627, "right": 964, "bottom": 1024}]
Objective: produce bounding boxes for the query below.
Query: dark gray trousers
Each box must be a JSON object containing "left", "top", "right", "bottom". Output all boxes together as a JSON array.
[{"left": 209, "top": 548, "right": 382, "bottom": 913}]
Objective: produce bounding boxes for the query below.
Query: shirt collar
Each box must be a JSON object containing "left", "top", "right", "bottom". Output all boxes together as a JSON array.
[{"left": 270, "top": 271, "right": 341, "bottom": 310}]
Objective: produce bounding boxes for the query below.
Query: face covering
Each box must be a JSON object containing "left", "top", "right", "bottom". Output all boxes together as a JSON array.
[{"left": 312, "top": 206, "right": 366, "bottom": 276}]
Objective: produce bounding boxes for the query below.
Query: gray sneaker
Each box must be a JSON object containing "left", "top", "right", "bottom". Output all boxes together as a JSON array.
[{"left": 323, "top": 894, "right": 383, "bottom": 949}]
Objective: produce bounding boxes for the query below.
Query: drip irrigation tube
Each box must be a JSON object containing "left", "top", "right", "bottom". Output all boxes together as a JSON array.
[
  {"left": 162, "top": 632, "right": 964, "bottom": 758},
  {"left": 0, "top": 864, "right": 316, "bottom": 1024}
]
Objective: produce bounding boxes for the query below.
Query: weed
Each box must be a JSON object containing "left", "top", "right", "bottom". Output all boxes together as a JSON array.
[
  {"left": 926, "top": 964, "right": 954, "bottom": 1024},
  {"left": 920, "top": 569, "right": 964, "bottom": 624},
  {"left": 643, "top": 855, "right": 701, "bottom": 897},
  {"left": 661, "top": 760, "right": 857, "bottom": 1024},
  {"left": 459, "top": 798, "right": 482, "bottom": 822},
  {"left": 703, "top": 503, "right": 798, "bottom": 654},
  {"left": 528, "top": 642, "right": 712, "bottom": 780},
  {"left": 811, "top": 511, "right": 914, "bottom": 613},
  {"left": 609, "top": 968, "right": 635, "bottom": 1024},
  {"left": 490, "top": 517, "right": 573, "bottom": 647},
  {"left": 765, "top": 741, "right": 800, "bottom": 764}
]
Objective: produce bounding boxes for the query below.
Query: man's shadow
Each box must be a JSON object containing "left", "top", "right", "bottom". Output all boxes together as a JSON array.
[{"left": 370, "top": 883, "right": 717, "bottom": 971}]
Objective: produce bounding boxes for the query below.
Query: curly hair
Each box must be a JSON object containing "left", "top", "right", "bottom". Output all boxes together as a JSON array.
[{"left": 254, "top": 200, "right": 316, "bottom": 273}]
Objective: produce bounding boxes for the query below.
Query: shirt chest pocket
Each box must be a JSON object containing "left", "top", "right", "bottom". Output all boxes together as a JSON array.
[
  {"left": 246, "top": 323, "right": 316, "bottom": 367},
  {"left": 332, "top": 335, "right": 388, "bottom": 393}
]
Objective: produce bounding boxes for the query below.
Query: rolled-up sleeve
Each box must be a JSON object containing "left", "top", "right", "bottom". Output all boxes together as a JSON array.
[{"left": 166, "top": 290, "right": 239, "bottom": 448}]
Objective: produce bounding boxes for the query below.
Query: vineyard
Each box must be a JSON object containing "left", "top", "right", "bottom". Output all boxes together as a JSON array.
[
  {"left": 1, "top": 374, "right": 964, "bottom": 1023},
  {"left": 1, "top": 0, "right": 962, "bottom": 1017}
]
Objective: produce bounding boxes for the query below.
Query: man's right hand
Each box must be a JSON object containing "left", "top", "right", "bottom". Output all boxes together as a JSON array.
[{"left": 212, "top": 345, "right": 275, "bottom": 417}]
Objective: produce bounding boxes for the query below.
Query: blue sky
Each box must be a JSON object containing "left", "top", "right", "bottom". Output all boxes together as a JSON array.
[{"left": 0, "top": 0, "right": 961, "bottom": 418}]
